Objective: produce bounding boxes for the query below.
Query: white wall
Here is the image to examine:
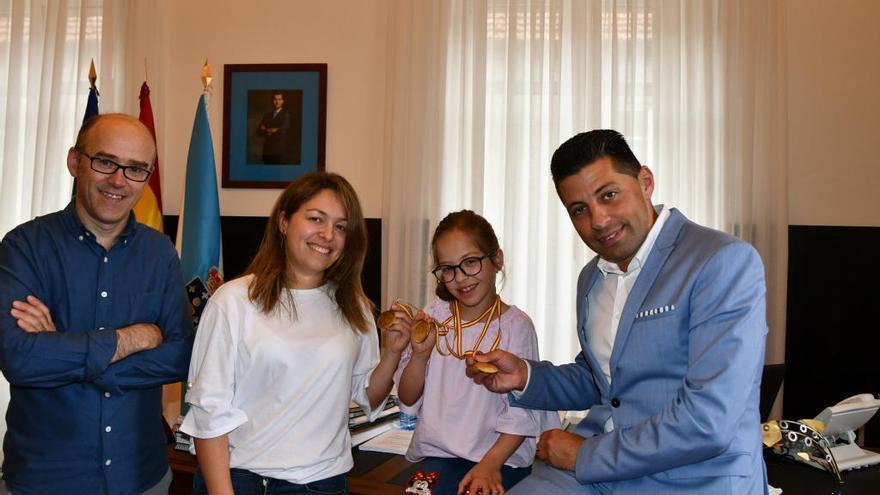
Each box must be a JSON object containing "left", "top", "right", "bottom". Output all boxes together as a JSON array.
[
  {"left": 786, "top": 0, "right": 880, "bottom": 227},
  {"left": 127, "top": 0, "right": 390, "bottom": 219},
  {"left": 118, "top": 0, "right": 392, "bottom": 425},
  {"left": 130, "top": 0, "right": 880, "bottom": 226}
]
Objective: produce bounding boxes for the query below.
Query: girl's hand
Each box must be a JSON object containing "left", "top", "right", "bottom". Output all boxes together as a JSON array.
[
  {"left": 458, "top": 462, "right": 504, "bottom": 495},
  {"left": 409, "top": 310, "right": 436, "bottom": 357}
]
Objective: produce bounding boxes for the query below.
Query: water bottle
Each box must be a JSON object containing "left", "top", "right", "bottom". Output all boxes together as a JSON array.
[{"left": 398, "top": 411, "right": 418, "bottom": 430}]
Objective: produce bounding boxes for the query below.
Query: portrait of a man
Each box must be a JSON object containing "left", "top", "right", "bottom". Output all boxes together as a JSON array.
[{"left": 246, "top": 89, "right": 302, "bottom": 165}]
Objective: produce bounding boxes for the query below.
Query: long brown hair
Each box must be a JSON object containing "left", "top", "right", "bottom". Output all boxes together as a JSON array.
[
  {"left": 245, "top": 172, "right": 373, "bottom": 332},
  {"left": 430, "top": 210, "right": 502, "bottom": 301}
]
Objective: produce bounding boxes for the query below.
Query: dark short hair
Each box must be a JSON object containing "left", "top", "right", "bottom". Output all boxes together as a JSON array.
[{"left": 550, "top": 129, "right": 641, "bottom": 187}]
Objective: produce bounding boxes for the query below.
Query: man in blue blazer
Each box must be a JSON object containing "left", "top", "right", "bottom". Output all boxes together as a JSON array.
[{"left": 468, "top": 130, "right": 768, "bottom": 494}]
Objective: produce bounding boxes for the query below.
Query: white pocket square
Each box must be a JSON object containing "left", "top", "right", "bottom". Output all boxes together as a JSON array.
[{"left": 636, "top": 304, "right": 676, "bottom": 319}]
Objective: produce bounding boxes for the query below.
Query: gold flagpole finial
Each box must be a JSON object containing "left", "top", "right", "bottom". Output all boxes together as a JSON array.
[
  {"left": 88, "top": 59, "right": 97, "bottom": 89},
  {"left": 144, "top": 57, "right": 148, "bottom": 83},
  {"left": 201, "top": 59, "right": 212, "bottom": 91}
]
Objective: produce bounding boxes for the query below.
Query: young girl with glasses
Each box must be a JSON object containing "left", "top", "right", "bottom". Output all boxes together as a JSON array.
[{"left": 392, "top": 210, "right": 557, "bottom": 495}]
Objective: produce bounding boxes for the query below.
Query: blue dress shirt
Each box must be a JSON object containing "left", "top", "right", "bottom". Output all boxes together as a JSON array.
[{"left": 0, "top": 202, "right": 194, "bottom": 495}]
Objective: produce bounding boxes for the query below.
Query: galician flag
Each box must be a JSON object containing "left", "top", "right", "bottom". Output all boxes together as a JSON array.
[{"left": 177, "top": 92, "right": 223, "bottom": 294}]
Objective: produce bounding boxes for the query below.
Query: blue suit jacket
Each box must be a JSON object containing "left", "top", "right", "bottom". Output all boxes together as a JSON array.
[{"left": 513, "top": 209, "right": 768, "bottom": 494}]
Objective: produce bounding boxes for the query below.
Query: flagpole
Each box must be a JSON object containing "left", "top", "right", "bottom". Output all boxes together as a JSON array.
[
  {"left": 88, "top": 59, "right": 96, "bottom": 90},
  {"left": 175, "top": 60, "right": 223, "bottom": 434},
  {"left": 73, "top": 60, "right": 100, "bottom": 198},
  {"left": 201, "top": 59, "right": 212, "bottom": 112}
]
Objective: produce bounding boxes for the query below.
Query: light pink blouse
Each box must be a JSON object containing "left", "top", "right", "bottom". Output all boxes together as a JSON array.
[{"left": 395, "top": 301, "right": 559, "bottom": 467}]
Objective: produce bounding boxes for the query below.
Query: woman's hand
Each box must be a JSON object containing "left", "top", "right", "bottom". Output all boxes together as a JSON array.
[{"left": 380, "top": 302, "right": 415, "bottom": 355}]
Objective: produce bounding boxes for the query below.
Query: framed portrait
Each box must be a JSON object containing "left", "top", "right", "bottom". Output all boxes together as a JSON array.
[{"left": 222, "top": 63, "right": 327, "bottom": 188}]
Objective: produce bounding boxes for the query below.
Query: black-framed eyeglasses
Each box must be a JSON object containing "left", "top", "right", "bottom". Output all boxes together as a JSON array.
[
  {"left": 431, "top": 254, "right": 492, "bottom": 283},
  {"left": 78, "top": 150, "right": 153, "bottom": 182}
]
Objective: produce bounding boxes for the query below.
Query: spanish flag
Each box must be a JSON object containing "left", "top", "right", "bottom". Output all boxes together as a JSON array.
[{"left": 133, "top": 81, "right": 164, "bottom": 232}]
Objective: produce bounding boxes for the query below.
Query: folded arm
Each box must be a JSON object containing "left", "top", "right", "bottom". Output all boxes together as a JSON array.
[
  {"left": 1, "top": 237, "right": 117, "bottom": 387},
  {"left": 92, "top": 255, "right": 194, "bottom": 394},
  {"left": 1, "top": 238, "right": 193, "bottom": 391}
]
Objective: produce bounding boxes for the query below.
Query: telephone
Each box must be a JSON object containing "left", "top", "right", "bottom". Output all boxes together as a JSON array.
[{"left": 814, "top": 393, "right": 880, "bottom": 471}]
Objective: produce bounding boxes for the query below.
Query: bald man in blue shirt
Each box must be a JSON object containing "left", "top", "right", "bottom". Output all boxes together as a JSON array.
[{"left": 0, "top": 114, "right": 194, "bottom": 494}]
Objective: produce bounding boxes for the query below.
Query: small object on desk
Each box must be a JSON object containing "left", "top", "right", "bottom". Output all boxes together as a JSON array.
[
  {"left": 813, "top": 393, "right": 880, "bottom": 471},
  {"left": 359, "top": 427, "right": 414, "bottom": 455},
  {"left": 405, "top": 470, "right": 439, "bottom": 494},
  {"left": 762, "top": 418, "right": 842, "bottom": 483},
  {"left": 398, "top": 411, "right": 418, "bottom": 431}
]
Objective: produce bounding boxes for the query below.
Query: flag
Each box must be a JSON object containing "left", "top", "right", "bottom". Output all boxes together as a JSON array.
[
  {"left": 175, "top": 91, "right": 222, "bottom": 420},
  {"left": 133, "top": 82, "right": 164, "bottom": 232},
  {"left": 177, "top": 93, "right": 223, "bottom": 295},
  {"left": 73, "top": 62, "right": 99, "bottom": 198},
  {"left": 83, "top": 85, "right": 99, "bottom": 122}
]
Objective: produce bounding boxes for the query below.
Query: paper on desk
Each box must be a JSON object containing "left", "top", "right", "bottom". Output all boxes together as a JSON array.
[{"left": 358, "top": 426, "right": 414, "bottom": 455}]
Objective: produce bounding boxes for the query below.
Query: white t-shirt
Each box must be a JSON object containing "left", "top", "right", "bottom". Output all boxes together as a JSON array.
[{"left": 180, "top": 275, "right": 383, "bottom": 484}]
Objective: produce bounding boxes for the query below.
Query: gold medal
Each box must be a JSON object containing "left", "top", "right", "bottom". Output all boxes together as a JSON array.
[
  {"left": 473, "top": 362, "right": 499, "bottom": 374},
  {"left": 412, "top": 320, "right": 431, "bottom": 344},
  {"left": 378, "top": 301, "right": 433, "bottom": 344}
]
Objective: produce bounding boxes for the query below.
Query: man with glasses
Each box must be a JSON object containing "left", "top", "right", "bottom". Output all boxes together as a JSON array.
[{"left": 0, "top": 114, "right": 194, "bottom": 494}]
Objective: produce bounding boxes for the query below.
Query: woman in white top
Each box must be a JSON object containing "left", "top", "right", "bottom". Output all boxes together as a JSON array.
[{"left": 181, "top": 172, "right": 408, "bottom": 495}]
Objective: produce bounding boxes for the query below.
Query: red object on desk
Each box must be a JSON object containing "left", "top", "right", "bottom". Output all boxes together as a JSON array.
[{"left": 404, "top": 470, "right": 439, "bottom": 494}]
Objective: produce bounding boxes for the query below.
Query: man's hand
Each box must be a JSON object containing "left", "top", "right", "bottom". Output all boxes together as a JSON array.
[
  {"left": 11, "top": 295, "right": 56, "bottom": 333},
  {"left": 111, "top": 323, "right": 163, "bottom": 363},
  {"left": 535, "top": 429, "right": 585, "bottom": 472},
  {"left": 465, "top": 349, "right": 527, "bottom": 393}
]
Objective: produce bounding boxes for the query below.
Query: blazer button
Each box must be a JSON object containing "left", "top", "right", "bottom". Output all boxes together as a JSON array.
[{"left": 611, "top": 398, "right": 621, "bottom": 408}]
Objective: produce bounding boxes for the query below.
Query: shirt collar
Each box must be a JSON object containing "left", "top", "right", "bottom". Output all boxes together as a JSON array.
[
  {"left": 597, "top": 205, "right": 670, "bottom": 277},
  {"left": 61, "top": 200, "right": 140, "bottom": 244}
]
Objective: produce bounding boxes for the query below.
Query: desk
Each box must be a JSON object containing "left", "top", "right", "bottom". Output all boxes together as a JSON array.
[
  {"left": 765, "top": 453, "right": 880, "bottom": 495},
  {"left": 167, "top": 447, "right": 419, "bottom": 495},
  {"left": 167, "top": 447, "right": 197, "bottom": 495},
  {"left": 170, "top": 447, "right": 880, "bottom": 495}
]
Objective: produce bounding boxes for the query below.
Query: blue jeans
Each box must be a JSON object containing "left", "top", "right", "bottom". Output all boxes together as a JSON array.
[
  {"left": 416, "top": 457, "right": 532, "bottom": 495},
  {"left": 193, "top": 468, "right": 348, "bottom": 495}
]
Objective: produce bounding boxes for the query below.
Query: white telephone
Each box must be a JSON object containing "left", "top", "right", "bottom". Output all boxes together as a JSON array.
[{"left": 814, "top": 393, "right": 880, "bottom": 471}]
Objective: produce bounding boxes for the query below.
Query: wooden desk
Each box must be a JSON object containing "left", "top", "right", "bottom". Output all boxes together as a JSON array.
[
  {"left": 765, "top": 451, "right": 880, "bottom": 495},
  {"left": 167, "top": 447, "right": 418, "bottom": 495},
  {"left": 167, "top": 447, "right": 198, "bottom": 495},
  {"left": 171, "top": 445, "right": 880, "bottom": 495}
]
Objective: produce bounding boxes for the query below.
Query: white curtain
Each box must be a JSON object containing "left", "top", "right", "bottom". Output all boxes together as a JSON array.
[
  {"left": 0, "top": 0, "right": 131, "bottom": 464},
  {"left": 0, "top": 0, "right": 132, "bottom": 239},
  {"left": 384, "top": 0, "right": 787, "bottom": 368}
]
